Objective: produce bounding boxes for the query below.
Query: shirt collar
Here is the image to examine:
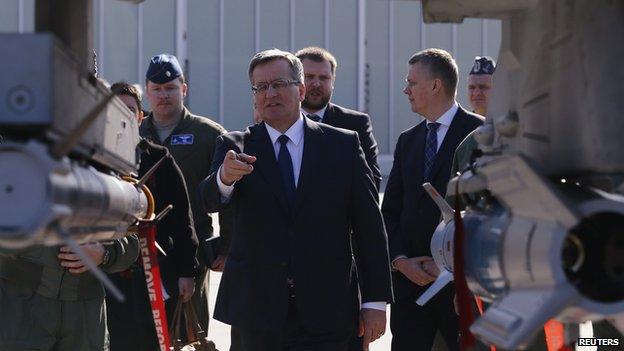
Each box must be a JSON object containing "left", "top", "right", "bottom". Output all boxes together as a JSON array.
[
  {"left": 302, "top": 104, "right": 328, "bottom": 120},
  {"left": 427, "top": 101, "right": 458, "bottom": 128},
  {"left": 264, "top": 113, "right": 305, "bottom": 147}
]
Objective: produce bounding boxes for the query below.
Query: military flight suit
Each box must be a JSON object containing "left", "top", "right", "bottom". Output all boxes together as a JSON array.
[
  {"left": 0, "top": 236, "right": 138, "bottom": 351},
  {"left": 140, "top": 107, "right": 233, "bottom": 334},
  {"left": 450, "top": 129, "right": 479, "bottom": 178}
]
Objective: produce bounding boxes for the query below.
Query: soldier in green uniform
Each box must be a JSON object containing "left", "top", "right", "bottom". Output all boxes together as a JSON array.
[
  {"left": 446, "top": 57, "right": 554, "bottom": 351},
  {"left": 141, "top": 54, "right": 233, "bottom": 335},
  {"left": 450, "top": 56, "right": 495, "bottom": 177},
  {"left": 0, "top": 235, "right": 138, "bottom": 350}
]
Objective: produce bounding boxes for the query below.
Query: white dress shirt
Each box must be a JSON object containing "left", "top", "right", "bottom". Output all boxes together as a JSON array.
[
  {"left": 426, "top": 101, "right": 458, "bottom": 151},
  {"left": 217, "top": 112, "right": 386, "bottom": 312},
  {"left": 217, "top": 115, "right": 305, "bottom": 199},
  {"left": 264, "top": 116, "right": 305, "bottom": 186}
]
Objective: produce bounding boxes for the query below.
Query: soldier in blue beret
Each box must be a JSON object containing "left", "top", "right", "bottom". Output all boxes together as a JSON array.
[
  {"left": 450, "top": 56, "right": 497, "bottom": 193},
  {"left": 141, "top": 53, "right": 234, "bottom": 344},
  {"left": 469, "top": 56, "right": 495, "bottom": 76},
  {"left": 467, "top": 56, "right": 495, "bottom": 116}
]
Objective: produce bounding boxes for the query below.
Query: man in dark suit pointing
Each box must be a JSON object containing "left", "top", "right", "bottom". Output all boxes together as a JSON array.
[
  {"left": 199, "top": 49, "right": 393, "bottom": 351},
  {"left": 381, "top": 48, "right": 483, "bottom": 351},
  {"left": 295, "top": 47, "right": 381, "bottom": 189}
]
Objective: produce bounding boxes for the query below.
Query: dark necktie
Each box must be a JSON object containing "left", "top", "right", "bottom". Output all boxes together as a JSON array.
[
  {"left": 277, "top": 135, "right": 296, "bottom": 206},
  {"left": 423, "top": 122, "right": 440, "bottom": 180},
  {"left": 308, "top": 114, "right": 321, "bottom": 122}
]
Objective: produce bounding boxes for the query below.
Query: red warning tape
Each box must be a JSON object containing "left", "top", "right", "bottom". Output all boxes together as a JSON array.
[{"left": 138, "top": 221, "right": 171, "bottom": 351}]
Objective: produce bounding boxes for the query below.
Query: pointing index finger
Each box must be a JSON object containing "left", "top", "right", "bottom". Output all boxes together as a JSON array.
[
  {"left": 225, "top": 150, "right": 238, "bottom": 160},
  {"left": 236, "top": 153, "right": 257, "bottom": 164}
]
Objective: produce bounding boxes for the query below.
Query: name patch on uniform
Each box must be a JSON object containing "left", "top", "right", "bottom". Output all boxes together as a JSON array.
[{"left": 171, "top": 134, "right": 194, "bottom": 145}]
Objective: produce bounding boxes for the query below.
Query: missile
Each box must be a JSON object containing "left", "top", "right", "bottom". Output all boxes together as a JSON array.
[
  {"left": 418, "top": 156, "right": 624, "bottom": 349},
  {"left": 0, "top": 140, "right": 151, "bottom": 248}
]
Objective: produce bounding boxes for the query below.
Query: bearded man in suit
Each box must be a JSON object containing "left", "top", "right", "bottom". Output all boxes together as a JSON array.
[{"left": 295, "top": 46, "right": 381, "bottom": 190}]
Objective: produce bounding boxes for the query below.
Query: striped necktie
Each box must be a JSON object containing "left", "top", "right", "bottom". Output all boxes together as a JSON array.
[
  {"left": 423, "top": 122, "right": 440, "bottom": 180},
  {"left": 277, "top": 134, "right": 296, "bottom": 206}
]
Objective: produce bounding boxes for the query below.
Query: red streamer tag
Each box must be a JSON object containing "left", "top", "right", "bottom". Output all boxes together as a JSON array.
[
  {"left": 474, "top": 296, "right": 496, "bottom": 351},
  {"left": 138, "top": 222, "right": 171, "bottom": 351},
  {"left": 544, "top": 320, "right": 573, "bottom": 351}
]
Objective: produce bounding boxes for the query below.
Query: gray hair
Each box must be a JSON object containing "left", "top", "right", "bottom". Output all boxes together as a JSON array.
[{"left": 248, "top": 49, "right": 305, "bottom": 83}]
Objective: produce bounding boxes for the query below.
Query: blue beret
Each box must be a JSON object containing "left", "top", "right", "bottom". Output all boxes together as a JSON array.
[
  {"left": 146, "top": 54, "right": 183, "bottom": 84},
  {"left": 469, "top": 56, "right": 496, "bottom": 75}
]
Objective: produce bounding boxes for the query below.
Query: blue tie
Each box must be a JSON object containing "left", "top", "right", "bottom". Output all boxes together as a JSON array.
[
  {"left": 423, "top": 122, "right": 440, "bottom": 180},
  {"left": 277, "top": 135, "right": 296, "bottom": 206},
  {"left": 308, "top": 114, "right": 321, "bottom": 122}
]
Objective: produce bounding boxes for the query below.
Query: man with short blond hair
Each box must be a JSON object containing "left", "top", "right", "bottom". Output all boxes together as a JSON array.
[{"left": 382, "top": 48, "right": 483, "bottom": 351}]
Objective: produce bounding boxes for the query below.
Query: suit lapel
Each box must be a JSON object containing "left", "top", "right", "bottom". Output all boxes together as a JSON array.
[
  {"left": 293, "top": 118, "right": 323, "bottom": 215},
  {"left": 322, "top": 103, "right": 338, "bottom": 125},
  {"left": 407, "top": 122, "right": 427, "bottom": 188},
  {"left": 427, "top": 107, "right": 468, "bottom": 181},
  {"left": 245, "top": 123, "right": 290, "bottom": 214}
]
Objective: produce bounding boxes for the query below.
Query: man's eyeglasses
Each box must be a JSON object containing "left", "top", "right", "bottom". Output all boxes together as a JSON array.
[{"left": 251, "top": 79, "right": 300, "bottom": 94}]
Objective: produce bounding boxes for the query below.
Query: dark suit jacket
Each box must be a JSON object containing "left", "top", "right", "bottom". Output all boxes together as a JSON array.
[
  {"left": 381, "top": 106, "right": 483, "bottom": 301},
  {"left": 141, "top": 108, "right": 234, "bottom": 261},
  {"left": 199, "top": 118, "right": 393, "bottom": 333},
  {"left": 322, "top": 103, "right": 382, "bottom": 189},
  {"left": 137, "top": 140, "right": 198, "bottom": 284}
]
